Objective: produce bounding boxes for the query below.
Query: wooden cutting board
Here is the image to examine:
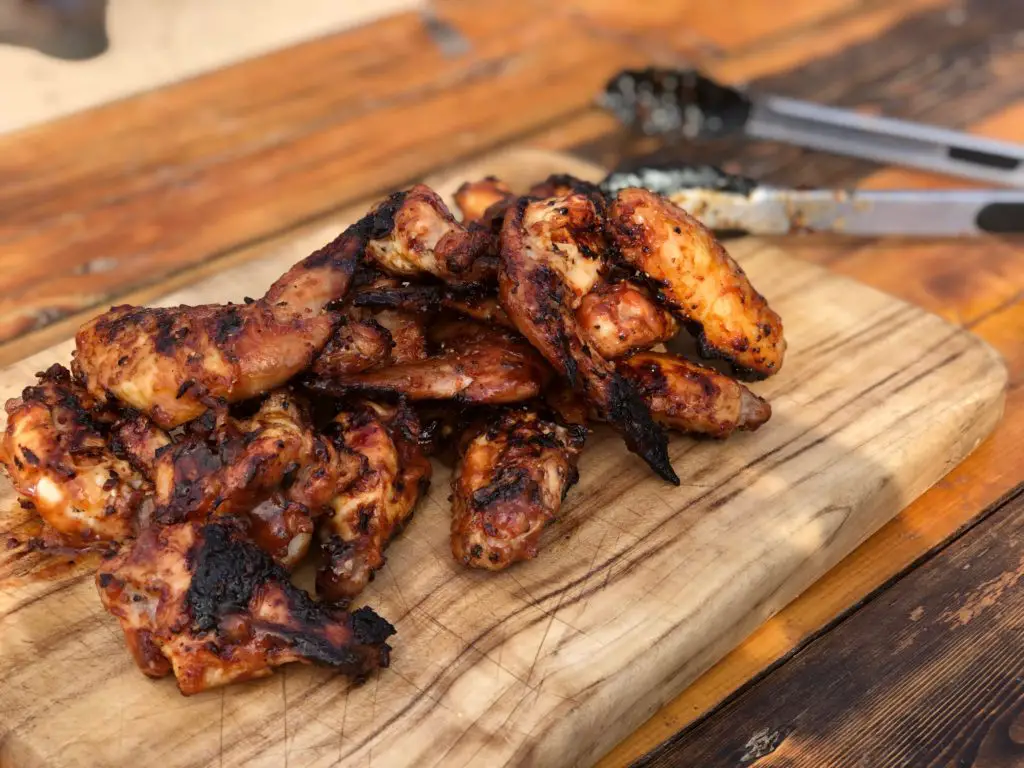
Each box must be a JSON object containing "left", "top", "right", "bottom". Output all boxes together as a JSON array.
[{"left": 0, "top": 149, "right": 1007, "bottom": 768}]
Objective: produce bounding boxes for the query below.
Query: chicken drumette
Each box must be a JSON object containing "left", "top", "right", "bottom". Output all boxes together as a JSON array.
[
  {"left": 96, "top": 520, "right": 395, "bottom": 694},
  {"left": 451, "top": 408, "right": 585, "bottom": 570},
  {"left": 1, "top": 364, "right": 148, "bottom": 544},
  {"left": 317, "top": 400, "right": 431, "bottom": 603}
]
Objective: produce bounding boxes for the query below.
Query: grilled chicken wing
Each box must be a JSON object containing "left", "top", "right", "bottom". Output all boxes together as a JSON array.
[
  {"left": 451, "top": 408, "right": 585, "bottom": 570},
  {"left": 308, "top": 321, "right": 551, "bottom": 405},
  {"left": 454, "top": 177, "right": 513, "bottom": 225},
  {"left": 608, "top": 188, "right": 785, "bottom": 379},
  {"left": 73, "top": 220, "right": 369, "bottom": 429},
  {"left": 96, "top": 520, "right": 395, "bottom": 694},
  {"left": 310, "top": 308, "right": 427, "bottom": 377},
  {"left": 498, "top": 194, "right": 677, "bottom": 483},
  {"left": 317, "top": 401, "right": 431, "bottom": 603},
  {"left": 354, "top": 280, "right": 514, "bottom": 330},
  {"left": 617, "top": 352, "right": 771, "bottom": 437},
  {"left": 115, "top": 391, "right": 356, "bottom": 566},
  {"left": 1, "top": 364, "right": 147, "bottom": 544},
  {"left": 577, "top": 279, "right": 679, "bottom": 359},
  {"left": 365, "top": 184, "right": 492, "bottom": 284},
  {"left": 527, "top": 174, "right": 606, "bottom": 206}
]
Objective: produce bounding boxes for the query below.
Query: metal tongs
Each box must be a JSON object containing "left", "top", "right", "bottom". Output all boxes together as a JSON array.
[
  {"left": 597, "top": 68, "right": 1024, "bottom": 236},
  {"left": 600, "top": 166, "right": 1024, "bottom": 237},
  {"left": 599, "top": 68, "right": 1024, "bottom": 187}
]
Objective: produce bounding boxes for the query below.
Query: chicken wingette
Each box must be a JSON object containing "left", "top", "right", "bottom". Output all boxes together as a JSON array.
[
  {"left": 607, "top": 187, "right": 785, "bottom": 379},
  {"left": 73, "top": 219, "right": 369, "bottom": 429},
  {"left": 308, "top": 321, "right": 551, "bottom": 405},
  {"left": 617, "top": 352, "right": 771, "bottom": 437},
  {"left": 97, "top": 520, "right": 395, "bottom": 694},
  {"left": 498, "top": 193, "right": 678, "bottom": 483}
]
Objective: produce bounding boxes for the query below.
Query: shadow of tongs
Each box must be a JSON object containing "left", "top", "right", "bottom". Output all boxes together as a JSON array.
[
  {"left": 601, "top": 165, "right": 1024, "bottom": 236},
  {"left": 599, "top": 68, "right": 1024, "bottom": 188}
]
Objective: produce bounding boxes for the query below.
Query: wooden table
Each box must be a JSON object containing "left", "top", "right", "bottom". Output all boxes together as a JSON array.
[{"left": 1, "top": 1, "right": 1021, "bottom": 765}]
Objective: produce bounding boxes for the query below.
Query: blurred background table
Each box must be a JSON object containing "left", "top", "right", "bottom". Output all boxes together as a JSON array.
[{"left": 1, "top": 1, "right": 1021, "bottom": 765}]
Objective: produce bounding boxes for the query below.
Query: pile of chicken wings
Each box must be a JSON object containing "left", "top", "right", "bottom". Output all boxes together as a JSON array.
[{"left": 0, "top": 174, "right": 784, "bottom": 694}]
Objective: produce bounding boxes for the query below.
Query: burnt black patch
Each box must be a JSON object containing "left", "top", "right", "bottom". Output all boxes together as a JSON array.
[
  {"left": 471, "top": 466, "right": 531, "bottom": 509},
  {"left": 605, "top": 373, "right": 678, "bottom": 485},
  {"left": 213, "top": 307, "right": 245, "bottom": 345}
]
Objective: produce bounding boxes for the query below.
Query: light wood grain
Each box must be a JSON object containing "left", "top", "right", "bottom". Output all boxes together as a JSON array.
[
  {"left": 0, "top": 0, "right": 421, "bottom": 135},
  {"left": 0, "top": 150, "right": 1007, "bottom": 767}
]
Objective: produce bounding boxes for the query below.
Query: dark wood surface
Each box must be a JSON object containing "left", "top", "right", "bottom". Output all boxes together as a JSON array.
[
  {"left": 0, "top": 0, "right": 1021, "bottom": 764},
  {"left": 637, "top": 484, "right": 1024, "bottom": 768}
]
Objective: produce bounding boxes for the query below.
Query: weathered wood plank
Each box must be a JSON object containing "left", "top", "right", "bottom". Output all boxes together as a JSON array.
[{"left": 636, "top": 484, "right": 1024, "bottom": 768}]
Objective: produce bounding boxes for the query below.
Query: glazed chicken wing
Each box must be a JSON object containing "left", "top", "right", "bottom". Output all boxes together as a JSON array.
[
  {"left": 317, "top": 400, "right": 431, "bottom": 603},
  {"left": 617, "top": 352, "right": 771, "bottom": 437},
  {"left": 498, "top": 194, "right": 678, "bottom": 483},
  {"left": 310, "top": 308, "right": 427, "bottom": 377},
  {"left": 608, "top": 188, "right": 785, "bottom": 379},
  {"left": 1, "top": 364, "right": 147, "bottom": 544},
  {"left": 96, "top": 520, "right": 395, "bottom": 694},
  {"left": 577, "top": 279, "right": 679, "bottom": 359},
  {"left": 451, "top": 408, "right": 585, "bottom": 570},
  {"left": 365, "top": 184, "right": 493, "bottom": 284},
  {"left": 308, "top": 321, "right": 551, "bottom": 405},
  {"left": 116, "top": 391, "right": 357, "bottom": 567},
  {"left": 454, "top": 177, "right": 514, "bottom": 226},
  {"left": 73, "top": 219, "right": 369, "bottom": 429}
]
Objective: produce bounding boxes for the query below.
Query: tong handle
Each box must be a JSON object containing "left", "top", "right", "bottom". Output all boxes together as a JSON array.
[{"left": 748, "top": 96, "right": 1024, "bottom": 188}]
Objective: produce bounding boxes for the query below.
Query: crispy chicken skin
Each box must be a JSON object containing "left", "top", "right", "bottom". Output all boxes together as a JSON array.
[
  {"left": 1, "top": 364, "right": 147, "bottom": 544},
  {"left": 365, "top": 184, "right": 492, "bottom": 283},
  {"left": 617, "top": 352, "right": 771, "bottom": 437},
  {"left": 96, "top": 520, "right": 395, "bottom": 694},
  {"left": 116, "top": 391, "right": 357, "bottom": 567},
  {"left": 608, "top": 188, "right": 785, "bottom": 379},
  {"left": 527, "top": 174, "right": 606, "bottom": 207},
  {"left": 308, "top": 321, "right": 551, "bottom": 405},
  {"left": 317, "top": 401, "right": 431, "bottom": 603},
  {"left": 454, "top": 177, "right": 513, "bottom": 225},
  {"left": 498, "top": 194, "right": 678, "bottom": 484},
  {"left": 73, "top": 220, "right": 369, "bottom": 429},
  {"left": 451, "top": 409, "right": 585, "bottom": 570},
  {"left": 310, "top": 308, "right": 427, "bottom": 377},
  {"left": 354, "top": 280, "right": 514, "bottom": 329},
  {"left": 577, "top": 280, "right": 679, "bottom": 359}
]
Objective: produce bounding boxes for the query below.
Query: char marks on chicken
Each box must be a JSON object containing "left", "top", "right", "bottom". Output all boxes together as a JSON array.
[{"left": 3, "top": 171, "right": 785, "bottom": 693}]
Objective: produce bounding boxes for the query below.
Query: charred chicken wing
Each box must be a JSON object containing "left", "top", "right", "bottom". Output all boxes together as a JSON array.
[
  {"left": 617, "top": 352, "right": 771, "bottom": 437},
  {"left": 454, "top": 177, "right": 514, "bottom": 226},
  {"left": 72, "top": 219, "right": 369, "bottom": 429},
  {"left": 577, "top": 279, "right": 679, "bottom": 359},
  {"left": 309, "top": 321, "right": 551, "bottom": 405},
  {"left": 365, "top": 184, "right": 492, "bottom": 284},
  {"left": 608, "top": 188, "right": 785, "bottom": 379},
  {"left": 96, "top": 520, "right": 395, "bottom": 694},
  {"left": 1, "top": 364, "right": 147, "bottom": 544},
  {"left": 317, "top": 401, "right": 431, "bottom": 603},
  {"left": 310, "top": 308, "right": 427, "bottom": 377},
  {"left": 498, "top": 194, "right": 678, "bottom": 483},
  {"left": 115, "top": 391, "right": 357, "bottom": 567},
  {"left": 451, "top": 408, "right": 585, "bottom": 570}
]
